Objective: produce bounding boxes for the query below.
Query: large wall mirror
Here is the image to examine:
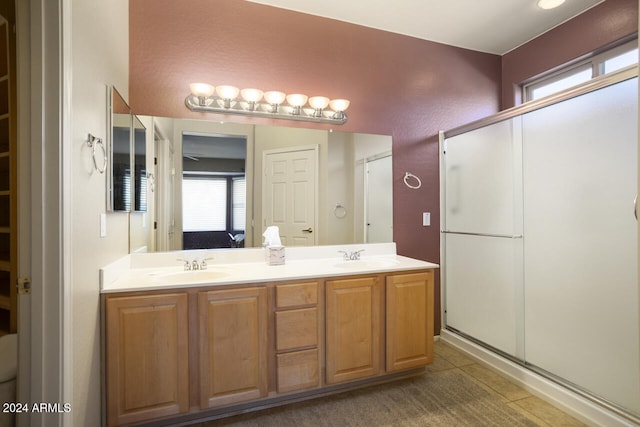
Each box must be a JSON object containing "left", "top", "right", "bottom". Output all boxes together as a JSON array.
[
  {"left": 134, "top": 116, "right": 393, "bottom": 252},
  {"left": 108, "top": 86, "right": 148, "bottom": 213}
]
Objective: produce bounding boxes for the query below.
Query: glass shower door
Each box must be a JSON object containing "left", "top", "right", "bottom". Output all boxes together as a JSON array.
[{"left": 522, "top": 77, "right": 640, "bottom": 416}]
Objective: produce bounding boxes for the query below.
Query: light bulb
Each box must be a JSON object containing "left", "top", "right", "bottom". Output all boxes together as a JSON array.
[
  {"left": 329, "top": 99, "right": 350, "bottom": 112},
  {"left": 189, "top": 83, "right": 215, "bottom": 97},
  {"left": 189, "top": 83, "right": 215, "bottom": 106},
  {"left": 286, "top": 93, "right": 308, "bottom": 115},
  {"left": 264, "top": 91, "right": 287, "bottom": 113},
  {"left": 329, "top": 99, "right": 350, "bottom": 120},
  {"left": 241, "top": 88, "right": 263, "bottom": 103},
  {"left": 309, "top": 96, "right": 330, "bottom": 109},
  {"left": 240, "top": 88, "right": 264, "bottom": 111},
  {"left": 309, "top": 96, "right": 330, "bottom": 117},
  {"left": 215, "top": 85, "right": 239, "bottom": 108},
  {"left": 216, "top": 85, "right": 239, "bottom": 99},
  {"left": 537, "top": 0, "right": 565, "bottom": 9}
]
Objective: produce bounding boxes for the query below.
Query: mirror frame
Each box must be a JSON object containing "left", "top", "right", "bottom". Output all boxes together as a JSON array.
[{"left": 133, "top": 115, "right": 147, "bottom": 212}]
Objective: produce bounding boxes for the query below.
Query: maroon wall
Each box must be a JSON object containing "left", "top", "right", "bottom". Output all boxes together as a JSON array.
[
  {"left": 130, "top": 0, "right": 503, "bottom": 332},
  {"left": 502, "top": 0, "right": 638, "bottom": 108}
]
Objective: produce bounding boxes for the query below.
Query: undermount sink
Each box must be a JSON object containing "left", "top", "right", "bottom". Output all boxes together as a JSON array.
[
  {"left": 333, "top": 258, "right": 400, "bottom": 269},
  {"left": 148, "top": 269, "right": 229, "bottom": 284}
]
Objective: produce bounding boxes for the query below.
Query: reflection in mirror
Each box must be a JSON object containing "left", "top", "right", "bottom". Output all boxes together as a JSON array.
[
  {"left": 138, "top": 116, "right": 392, "bottom": 252},
  {"left": 133, "top": 116, "right": 147, "bottom": 212},
  {"left": 109, "top": 87, "right": 132, "bottom": 212},
  {"left": 182, "top": 133, "right": 247, "bottom": 249}
]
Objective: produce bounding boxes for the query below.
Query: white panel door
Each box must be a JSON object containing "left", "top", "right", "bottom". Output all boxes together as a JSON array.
[
  {"left": 523, "top": 77, "right": 639, "bottom": 415},
  {"left": 263, "top": 146, "right": 318, "bottom": 246}
]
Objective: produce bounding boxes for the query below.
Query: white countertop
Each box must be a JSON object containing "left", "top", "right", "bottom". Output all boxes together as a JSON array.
[{"left": 100, "top": 243, "right": 439, "bottom": 293}]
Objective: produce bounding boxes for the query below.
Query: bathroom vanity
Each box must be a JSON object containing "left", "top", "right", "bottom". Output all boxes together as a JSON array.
[{"left": 100, "top": 243, "right": 438, "bottom": 426}]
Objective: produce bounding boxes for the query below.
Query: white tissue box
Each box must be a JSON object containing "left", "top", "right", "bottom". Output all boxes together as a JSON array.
[{"left": 265, "top": 245, "right": 285, "bottom": 265}]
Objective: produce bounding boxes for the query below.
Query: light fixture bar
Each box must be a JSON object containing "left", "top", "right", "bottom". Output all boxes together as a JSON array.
[{"left": 185, "top": 86, "right": 348, "bottom": 125}]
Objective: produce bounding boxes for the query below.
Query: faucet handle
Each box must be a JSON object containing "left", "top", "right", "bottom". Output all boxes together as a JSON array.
[
  {"left": 352, "top": 249, "right": 365, "bottom": 260},
  {"left": 176, "top": 258, "right": 191, "bottom": 271},
  {"left": 200, "top": 257, "right": 214, "bottom": 270},
  {"left": 337, "top": 250, "right": 349, "bottom": 260}
]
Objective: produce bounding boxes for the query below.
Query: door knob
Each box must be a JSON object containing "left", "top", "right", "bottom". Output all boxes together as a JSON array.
[{"left": 302, "top": 227, "right": 313, "bottom": 233}]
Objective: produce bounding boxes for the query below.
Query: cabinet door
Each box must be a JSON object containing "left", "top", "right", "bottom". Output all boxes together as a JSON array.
[
  {"left": 325, "top": 277, "right": 381, "bottom": 384},
  {"left": 198, "top": 287, "right": 268, "bottom": 408},
  {"left": 106, "top": 293, "right": 189, "bottom": 427},
  {"left": 386, "top": 272, "right": 434, "bottom": 372}
]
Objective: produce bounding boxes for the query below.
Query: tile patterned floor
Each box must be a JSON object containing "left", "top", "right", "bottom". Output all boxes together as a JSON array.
[
  {"left": 197, "top": 340, "right": 588, "bottom": 426},
  {"left": 431, "top": 340, "right": 587, "bottom": 426}
]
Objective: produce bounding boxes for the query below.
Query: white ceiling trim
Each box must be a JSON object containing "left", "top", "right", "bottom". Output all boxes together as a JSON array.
[{"left": 245, "top": 0, "right": 604, "bottom": 55}]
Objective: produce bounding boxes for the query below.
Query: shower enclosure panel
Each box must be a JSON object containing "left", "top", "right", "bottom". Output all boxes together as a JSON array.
[
  {"left": 442, "top": 117, "right": 524, "bottom": 359},
  {"left": 522, "top": 76, "right": 640, "bottom": 416}
]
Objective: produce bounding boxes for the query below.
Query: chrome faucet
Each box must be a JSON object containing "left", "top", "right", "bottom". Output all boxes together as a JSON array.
[
  {"left": 338, "top": 249, "right": 365, "bottom": 261},
  {"left": 177, "top": 257, "right": 214, "bottom": 271},
  {"left": 177, "top": 258, "right": 191, "bottom": 271}
]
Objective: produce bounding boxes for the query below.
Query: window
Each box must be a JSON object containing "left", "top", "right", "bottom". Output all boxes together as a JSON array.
[
  {"left": 182, "top": 174, "right": 246, "bottom": 232},
  {"left": 524, "top": 40, "right": 638, "bottom": 102},
  {"left": 182, "top": 177, "right": 227, "bottom": 231},
  {"left": 232, "top": 176, "right": 246, "bottom": 230}
]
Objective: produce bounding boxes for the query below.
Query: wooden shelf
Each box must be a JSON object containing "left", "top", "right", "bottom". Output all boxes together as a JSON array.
[{"left": 0, "top": 15, "right": 16, "bottom": 334}]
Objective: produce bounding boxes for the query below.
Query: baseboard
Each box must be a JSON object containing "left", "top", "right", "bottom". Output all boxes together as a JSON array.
[{"left": 440, "top": 329, "right": 637, "bottom": 427}]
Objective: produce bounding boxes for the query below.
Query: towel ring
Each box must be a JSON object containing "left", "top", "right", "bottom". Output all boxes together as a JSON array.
[
  {"left": 334, "top": 203, "right": 347, "bottom": 219},
  {"left": 87, "top": 133, "right": 107, "bottom": 174},
  {"left": 404, "top": 172, "right": 421, "bottom": 189}
]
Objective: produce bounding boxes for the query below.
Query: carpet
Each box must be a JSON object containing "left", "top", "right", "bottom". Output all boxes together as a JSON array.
[{"left": 209, "top": 369, "right": 538, "bottom": 426}]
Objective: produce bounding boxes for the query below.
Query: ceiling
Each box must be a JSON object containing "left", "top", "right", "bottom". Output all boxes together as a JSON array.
[{"left": 246, "top": 0, "right": 604, "bottom": 55}]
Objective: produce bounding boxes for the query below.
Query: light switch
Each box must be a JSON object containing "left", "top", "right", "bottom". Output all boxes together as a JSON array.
[
  {"left": 422, "top": 212, "right": 431, "bottom": 227},
  {"left": 100, "top": 213, "right": 107, "bottom": 237}
]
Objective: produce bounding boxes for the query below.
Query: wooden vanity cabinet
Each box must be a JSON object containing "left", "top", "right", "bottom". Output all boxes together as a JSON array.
[
  {"left": 325, "top": 276, "right": 382, "bottom": 384},
  {"left": 105, "top": 293, "right": 189, "bottom": 427},
  {"left": 198, "top": 286, "right": 268, "bottom": 408},
  {"left": 103, "top": 268, "right": 435, "bottom": 426},
  {"left": 386, "top": 271, "right": 434, "bottom": 372}
]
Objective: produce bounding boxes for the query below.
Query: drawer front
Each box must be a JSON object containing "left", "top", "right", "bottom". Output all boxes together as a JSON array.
[
  {"left": 276, "top": 308, "right": 318, "bottom": 351},
  {"left": 277, "top": 349, "right": 319, "bottom": 393},
  {"left": 276, "top": 282, "right": 318, "bottom": 309}
]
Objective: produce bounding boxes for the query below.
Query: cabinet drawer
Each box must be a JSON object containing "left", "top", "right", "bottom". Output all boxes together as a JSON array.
[
  {"left": 276, "top": 307, "right": 318, "bottom": 351},
  {"left": 277, "top": 349, "right": 319, "bottom": 393},
  {"left": 276, "top": 282, "right": 317, "bottom": 309}
]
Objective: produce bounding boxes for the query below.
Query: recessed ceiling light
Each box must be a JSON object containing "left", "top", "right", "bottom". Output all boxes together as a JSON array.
[{"left": 537, "top": 0, "right": 566, "bottom": 9}]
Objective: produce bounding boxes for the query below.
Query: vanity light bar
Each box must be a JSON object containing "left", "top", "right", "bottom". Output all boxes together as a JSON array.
[{"left": 185, "top": 83, "right": 349, "bottom": 125}]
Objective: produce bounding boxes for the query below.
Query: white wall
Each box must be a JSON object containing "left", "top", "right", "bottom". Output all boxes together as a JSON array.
[
  {"left": 70, "top": 0, "right": 129, "bottom": 424},
  {"left": 327, "top": 131, "right": 355, "bottom": 244}
]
